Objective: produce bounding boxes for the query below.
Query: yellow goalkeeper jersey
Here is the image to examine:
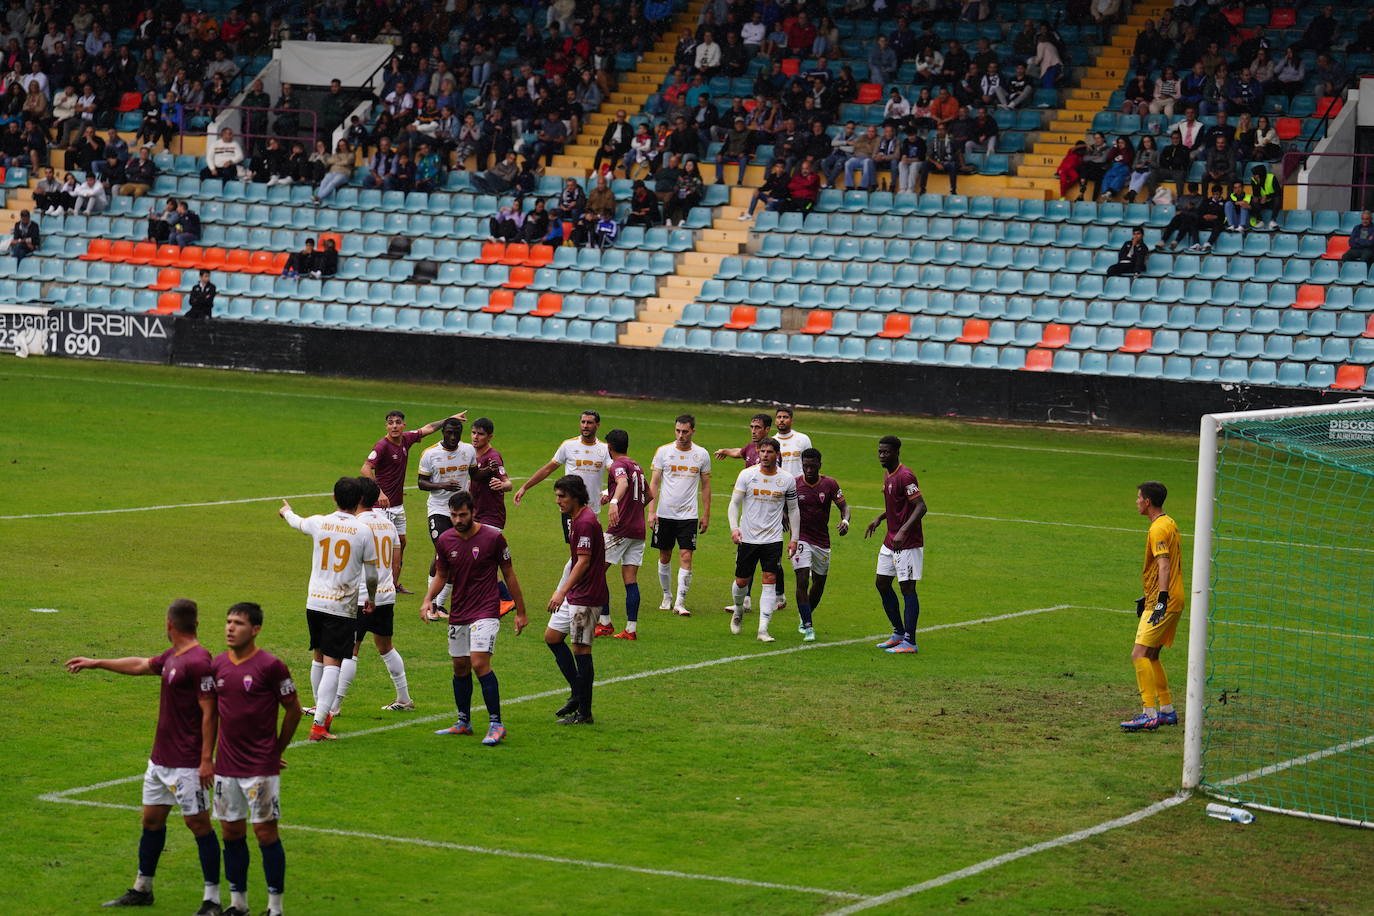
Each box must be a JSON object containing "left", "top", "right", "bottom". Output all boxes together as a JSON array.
[{"left": 1142, "top": 514, "right": 1184, "bottom": 612}]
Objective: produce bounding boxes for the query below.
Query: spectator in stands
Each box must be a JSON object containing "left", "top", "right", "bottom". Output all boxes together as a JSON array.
[
  {"left": 1027, "top": 31, "right": 1063, "bottom": 88},
  {"left": 664, "top": 158, "right": 703, "bottom": 226},
  {"left": 694, "top": 31, "right": 721, "bottom": 77},
  {"left": 415, "top": 142, "right": 443, "bottom": 192},
  {"left": 782, "top": 160, "right": 820, "bottom": 212},
  {"left": 364, "top": 137, "right": 398, "bottom": 189},
  {"left": 538, "top": 207, "right": 566, "bottom": 247},
  {"left": 1293, "top": 4, "right": 1338, "bottom": 54},
  {"left": 313, "top": 139, "right": 355, "bottom": 204},
  {"left": 1150, "top": 67, "right": 1181, "bottom": 117},
  {"left": 1056, "top": 141, "right": 1085, "bottom": 199},
  {"left": 530, "top": 111, "right": 568, "bottom": 167},
  {"left": 201, "top": 127, "right": 245, "bottom": 181},
  {"left": 883, "top": 88, "right": 910, "bottom": 128},
  {"left": 690, "top": 93, "right": 720, "bottom": 147},
  {"left": 1250, "top": 117, "right": 1281, "bottom": 162},
  {"left": 166, "top": 200, "right": 200, "bottom": 246},
  {"left": 10, "top": 209, "right": 38, "bottom": 262},
  {"left": 33, "top": 167, "right": 64, "bottom": 214},
  {"left": 773, "top": 117, "right": 808, "bottom": 174},
  {"left": 1179, "top": 62, "right": 1207, "bottom": 111},
  {"left": 72, "top": 172, "right": 107, "bottom": 215},
  {"left": 909, "top": 88, "right": 936, "bottom": 129},
  {"left": 146, "top": 198, "right": 176, "bottom": 242},
  {"left": 1121, "top": 134, "right": 1156, "bottom": 203},
  {"left": 1000, "top": 63, "right": 1031, "bottom": 111},
  {"left": 843, "top": 125, "right": 879, "bottom": 192},
  {"left": 896, "top": 128, "right": 928, "bottom": 195},
  {"left": 627, "top": 180, "right": 662, "bottom": 227},
  {"left": 742, "top": 161, "right": 788, "bottom": 219},
  {"left": 1106, "top": 227, "right": 1147, "bottom": 276},
  {"left": 665, "top": 115, "right": 700, "bottom": 164},
  {"left": 1122, "top": 73, "right": 1153, "bottom": 117},
  {"left": 594, "top": 110, "right": 633, "bottom": 176},
  {"left": 283, "top": 238, "right": 317, "bottom": 277},
  {"left": 1248, "top": 165, "right": 1280, "bottom": 230},
  {"left": 1313, "top": 53, "right": 1346, "bottom": 100},
  {"left": 560, "top": 178, "right": 587, "bottom": 219},
  {"left": 1193, "top": 184, "right": 1226, "bottom": 252},
  {"left": 1341, "top": 211, "right": 1374, "bottom": 263},
  {"left": 914, "top": 45, "right": 944, "bottom": 85},
  {"left": 286, "top": 142, "right": 311, "bottom": 185},
  {"left": 868, "top": 36, "right": 897, "bottom": 86},
  {"left": 925, "top": 124, "right": 960, "bottom": 194},
  {"left": 745, "top": 98, "right": 778, "bottom": 142},
  {"left": 1075, "top": 131, "right": 1110, "bottom": 198},
  {"left": 587, "top": 172, "right": 615, "bottom": 214},
  {"left": 652, "top": 152, "right": 683, "bottom": 205},
  {"left": 978, "top": 62, "right": 1008, "bottom": 110},
  {"left": 1199, "top": 63, "right": 1228, "bottom": 117},
  {"left": 966, "top": 107, "right": 999, "bottom": 160},
  {"left": 1156, "top": 182, "right": 1202, "bottom": 251},
  {"left": 623, "top": 123, "right": 655, "bottom": 180},
  {"left": 1099, "top": 136, "right": 1134, "bottom": 201},
  {"left": 186, "top": 270, "right": 216, "bottom": 319},
  {"left": 1174, "top": 107, "right": 1205, "bottom": 158},
  {"left": 522, "top": 198, "right": 551, "bottom": 243},
  {"left": 873, "top": 124, "right": 901, "bottom": 191},
  {"left": 1204, "top": 135, "right": 1235, "bottom": 187},
  {"left": 715, "top": 117, "right": 754, "bottom": 185},
  {"left": 389, "top": 152, "right": 416, "bottom": 192},
  {"left": 822, "top": 121, "right": 857, "bottom": 188},
  {"left": 490, "top": 205, "right": 523, "bottom": 241},
  {"left": 591, "top": 210, "right": 618, "bottom": 249},
  {"left": 99, "top": 153, "right": 126, "bottom": 196},
  {"left": 1265, "top": 48, "right": 1305, "bottom": 102},
  {"left": 1226, "top": 68, "right": 1265, "bottom": 117},
  {"left": 476, "top": 108, "right": 512, "bottom": 171},
  {"left": 942, "top": 39, "right": 970, "bottom": 84},
  {"left": 469, "top": 150, "right": 517, "bottom": 195},
  {"left": 1223, "top": 180, "right": 1251, "bottom": 232}
]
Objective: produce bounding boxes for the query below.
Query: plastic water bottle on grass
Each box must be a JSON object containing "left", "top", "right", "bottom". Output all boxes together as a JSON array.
[{"left": 1206, "top": 802, "right": 1255, "bottom": 824}]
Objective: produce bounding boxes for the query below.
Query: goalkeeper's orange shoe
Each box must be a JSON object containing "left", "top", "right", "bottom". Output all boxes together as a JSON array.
[
  {"left": 593, "top": 622, "right": 615, "bottom": 637},
  {"left": 499, "top": 599, "right": 516, "bottom": 617}
]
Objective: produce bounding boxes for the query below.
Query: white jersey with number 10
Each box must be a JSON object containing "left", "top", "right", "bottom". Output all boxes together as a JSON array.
[{"left": 356, "top": 508, "right": 398, "bottom": 606}]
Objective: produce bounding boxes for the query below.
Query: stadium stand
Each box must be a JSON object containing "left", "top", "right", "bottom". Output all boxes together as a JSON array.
[{"left": 0, "top": 0, "right": 1371, "bottom": 391}]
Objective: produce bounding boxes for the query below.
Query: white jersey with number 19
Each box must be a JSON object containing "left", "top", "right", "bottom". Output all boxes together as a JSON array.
[
  {"left": 355, "top": 508, "right": 399, "bottom": 606},
  {"left": 283, "top": 509, "right": 379, "bottom": 618}
]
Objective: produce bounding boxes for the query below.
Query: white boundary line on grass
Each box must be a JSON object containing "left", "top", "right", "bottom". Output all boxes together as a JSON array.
[
  {"left": 38, "top": 603, "right": 1072, "bottom": 898},
  {"left": 9, "top": 370, "right": 1193, "bottom": 463},
  {"left": 0, "top": 493, "right": 333, "bottom": 520},
  {"left": 1078, "top": 605, "right": 1374, "bottom": 643}
]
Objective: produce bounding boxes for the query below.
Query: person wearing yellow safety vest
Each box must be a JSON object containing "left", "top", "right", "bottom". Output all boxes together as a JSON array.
[
  {"left": 1224, "top": 180, "right": 1252, "bottom": 232},
  {"left": 1249, "top": 165, "right": 1280, "bottom": 229}
]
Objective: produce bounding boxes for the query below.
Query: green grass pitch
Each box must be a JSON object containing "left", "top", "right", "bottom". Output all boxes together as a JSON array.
[{"left": 1, "top": 355, "right": 1371, "bottom": 915}]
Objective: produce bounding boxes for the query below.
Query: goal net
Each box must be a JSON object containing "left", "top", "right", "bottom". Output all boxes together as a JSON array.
[{"left": 1182, "top": 400, "right": 1374, "bottom": 829}]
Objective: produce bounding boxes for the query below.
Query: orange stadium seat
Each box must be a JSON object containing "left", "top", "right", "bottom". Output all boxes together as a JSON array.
[
  {"left": 248, "top": 251, "right": 276, "bottom": 272},
  {"left": 1269, "top": 8, "right": 1296, "bottom": 27},
  {"left": 475, "top": 241, "right": 506, "bottom": 264},
  {"left": 499, "top": 243, "right": 530, "bottom": 265},
  {"left": 270, "top": 252, "right": 291, "bottom": 272},
  {"left": 503, "top": 266, "right": 534, "bottom": 288},
  {"left": 317, "top": 232, "right": 343, "bottom": 251},
  {"left": 1276, "top": 117, "right": 1302, "bottom": 141},
  {"left": 153, "top": 292, "right": 182, "bottom": 313},
  {"left": 106, "top": 240, "right": 136, "bottom": 262},
  {"left": 877, "top": 314, "right": 911, "bottom": 338},
  {"left": 484, "top": 289, "right": 514, "bottom": 313},
  {"left": 1316, "top": 97, "right": 1343, "bottom": 119},
  {"left": 801, "top": 310, "right": 833, "bottom": 334},
  {"left": 956, "top": 319, "right": 989, "bottom": 343},
  {"left": 150, "top": 244, "right": 181, "bottom": 267},
  {"left": 524, "top": 244, "right": 555, "bottom": 267},
  {"left": 1121, "top": 328, "right": 1153, "bottom": 352},
  {"left": 1365, "top": 315, "right": 1374, "bottom": 338},
  {"left": 175, "top": 246, "right": 205, "bottom": 268},
  {"left": 198, "top": 248, "right": 228, "bottom": 271},
  {"left": 1332, "top": 365, "right": 1367, "bottom": 390},
  {"left": 1023, "top": 348, "right": 1053, "bottom": 371},
  {"left": 79, "top": 238, "right": 111, "bottom": 260},
  {"left": 532, "top": 293, "right": 563, "bottom": 316},
  {"left": 221, "top": 249, "right": 252, "bottom": 271},
  {"left": 126, "top": 241, "right": 158, "bottom": 264},
  {"left": 855, "top": 83, "right": 883, "bottom": 104},
  {"left": 781, "top": 58, "right": 800, "bottom": 76},
  {"left": 725, "top": 306, "right": 757, "bottom": 329},
  {"left": 1293, "top": 285, "right": 1325, "bottom": 309},
  {"left": 1324, "top": 236, "right": 1350, "bottom": 259},
  {"left": 149, "top": 268, "right": 181, "bottom": 290},
  {"left": 1040, "top": 323, "right": 1071, "bottom": 348}
]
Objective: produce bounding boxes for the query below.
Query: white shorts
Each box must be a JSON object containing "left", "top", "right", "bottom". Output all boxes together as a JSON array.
[
  {"left": 384, "top": 504, "right": 407, "bottom": 535},
  {"left": 448, "top": 616, "right": 500, "bottom": 656},
  {"left": 791, "top": 541, "right": 831, "bottom": 575},
  {"left": 549, "top": 602, "right": 597, "bottom": 645},
  {"left": 604, "top": 533, "right": 645, "bottom": 567},
  {"left": 876, "top": 544, "right": 923, "bottom": 581},
  {"left": 142, "top": 760, "right": 209, "bottom": 815},
  {"left": 213, "top": 774, "right": 281, "bottom": 824}
]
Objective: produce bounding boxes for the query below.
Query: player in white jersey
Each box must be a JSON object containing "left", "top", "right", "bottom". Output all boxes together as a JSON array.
[
  {"left": 278, "top": 476, "right": 379, "bottom": 742},
  {"left": 328, "top": 477, "right": 415, "bottom": 719},
  {"left": 727, "top": 438, "right": 800, "bottom": 642},
  {"left": 646, "top": 414, "right": 712, "bottom": 616},
  {"left": 768, "top": 407, "right": 811, "bottom": 611},
  {"left": 418, "top": 418, "right": 477, "bottom": 620},
  {"left": 514, "top": 410, "right": 610, "bottom": 514}
]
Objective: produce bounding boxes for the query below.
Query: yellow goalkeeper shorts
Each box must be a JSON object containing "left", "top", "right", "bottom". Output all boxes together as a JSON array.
[{"left": 1135, "top": 610, "right": 1182, "bottom": 649}]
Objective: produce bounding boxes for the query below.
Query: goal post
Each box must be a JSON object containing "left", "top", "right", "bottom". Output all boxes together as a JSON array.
[{"left": 1182, "top": 399, "right": 1374, "bottom": 829}]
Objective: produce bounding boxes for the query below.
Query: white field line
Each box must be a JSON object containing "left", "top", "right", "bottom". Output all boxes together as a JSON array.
[
  {"left": 10, "top": 370, "right": 1193, "bottom": 463},
  {"left": 1077, "top": 605, "right": 1374, "bottom": 642},
  {"left": 0, "top": 493, "right": 333, "bottom": 520},
  {"left": 1215, "top": 733, "right": 1374, "bottom": 788},
  {"left": 38, "top": 604, "right": 1071, "bottom": 896}
]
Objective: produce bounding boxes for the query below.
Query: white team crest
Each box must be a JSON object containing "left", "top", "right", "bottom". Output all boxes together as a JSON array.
[
  {"left": 242, "top": 675, "right": 254, "bottom": 691},
  {"left": 166, "top": 667, "right": 177, "bottom": 681},
  {"left": 472, "top": 546, "right": 480, "bottom": 558}
]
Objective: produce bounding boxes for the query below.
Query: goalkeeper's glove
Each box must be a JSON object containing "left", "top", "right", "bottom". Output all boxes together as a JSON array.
[
  {"left": 1134, "top": 596, "right": 1146, "bottom": 618},
  {"left": 1149, "top": 591, "right": 1169, "bottom": 625}
]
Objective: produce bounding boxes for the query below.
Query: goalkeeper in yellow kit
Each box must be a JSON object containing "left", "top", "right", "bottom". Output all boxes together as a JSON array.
[{"left": 1122, "top": 481, "right": 1185, "bottom": 732}]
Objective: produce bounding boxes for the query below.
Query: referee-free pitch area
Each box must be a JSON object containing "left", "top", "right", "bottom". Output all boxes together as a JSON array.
[{"left": 2, "top": 356, "right": 1371, "bottom": 915}]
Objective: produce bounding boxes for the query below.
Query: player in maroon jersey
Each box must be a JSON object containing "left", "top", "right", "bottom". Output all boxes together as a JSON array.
[
  {"left": 66, "top": 599, "right": 223, "bottom": 914},
  {"left": 599, "top": 428, "right": 648, "bottom": 639},
  {"left": 423, "top": 490, "right": 529, "bottom": 746},
  {"left": 792, "top": 447, "right": 851, "bottom": 641},
  {"left": 468, "top": 416, "right": 517, "bottom": 615},
  {"left": 361, "top": 407, "right": 466, "bottom": 594},
  {"left": 863, "top": 436, "right": 928, "bottom": 655},
  {"left": 210, "top": 602, "right": 302, "bottom": 916},
  {"left": 545, "top": 475, "right": 608, "bottom": 724}
]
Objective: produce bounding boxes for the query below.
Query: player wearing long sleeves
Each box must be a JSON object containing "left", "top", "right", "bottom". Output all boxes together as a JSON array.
[
  {"left": 727, "top": 438, "right": 800, "bottom": 643},
  {"left": 1121, "top": 481, "right": 1184, "bottom": 732}
]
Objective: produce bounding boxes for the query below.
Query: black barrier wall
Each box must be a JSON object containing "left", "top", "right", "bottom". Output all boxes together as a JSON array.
[{"left": 161, "top": 317, "right": 1356, "bottom": 433}]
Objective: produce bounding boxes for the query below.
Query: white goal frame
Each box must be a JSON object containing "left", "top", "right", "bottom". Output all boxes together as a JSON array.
[{"left": 1181, "top": 398, "right": 1374, "bottom": 829}]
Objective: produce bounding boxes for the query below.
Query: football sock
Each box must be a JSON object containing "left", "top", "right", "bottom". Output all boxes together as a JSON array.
[
  {"left": 452, "top": 673, "right": 473, "bottom": 719},
  {"left": 438, "top": 582, "right": 453, "bottom": 607},
  {"left": 136, "top": 826, "right": 165, "bottom": 887},
  {"left": 732, "top": 582, "right": 748, "bottom": 608},
  {"left": 574, "top": 653, "right": 595, "bottom": 717},
  {"left": 1133, "top": 657, "right": 1157, "bottom": 712},
  {"left": 902, "top": 592, "right": 921, "bottom": 642},
  {"left": 314, "top": 665, "right": 339, "bottom": 727},
  {"left": 797, "top": 601, "right": 813, "bottom": 628},
  {"left": 497, "top": 581, "right": 513, "bottom": 602},
  {"left": 309, "top": 660, "right": 323, "bottom": 700},
  {"left": 657, "top": 561, "right": 671, "bottom": 594},
  {"left": 548, "top": 640, "right": 579, "bottom": 690},
  {"left": 758, "top": 587, "right": 776, "bottom": 634},
  {"left": 259, "top": 839, "right": 284, "bottom": 914},
  {"left": 624, "top": 583, "right": 640, "bottom": 623},
  {"left": 224, "top": 836, "right": 250, "bottom": 903},
  {"left": 427, "top": 573, "right": 442, "bottom": 601},
  {"left": 558, "top": 558, "right": 573, "bottom": 591},
  {"left": 879, "top": 589, "right": 902, "bottom": 633},
  {"left": 332, "top": 656, "right": 357, "bottom": 715},
  {"left": 1151, "top": 659, "right": 1172, "bottom": 708},
  {"left": 381, "top": 648, "right": 411, "bottom": 704},
  {"left": 478, "top": 670, "right": 501, "bottom": 723},
  {"left": 676, "top": 567, "right": 692, "bottom": 606},
  {"left": 774, "top": 575, "right": 785, "bottom": 598},
  {"left": 194, "top": 830, "right": 220, "bottom": 893},
  {"left": 599, "top": 602, "right": 612, "bottom": 626}
]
